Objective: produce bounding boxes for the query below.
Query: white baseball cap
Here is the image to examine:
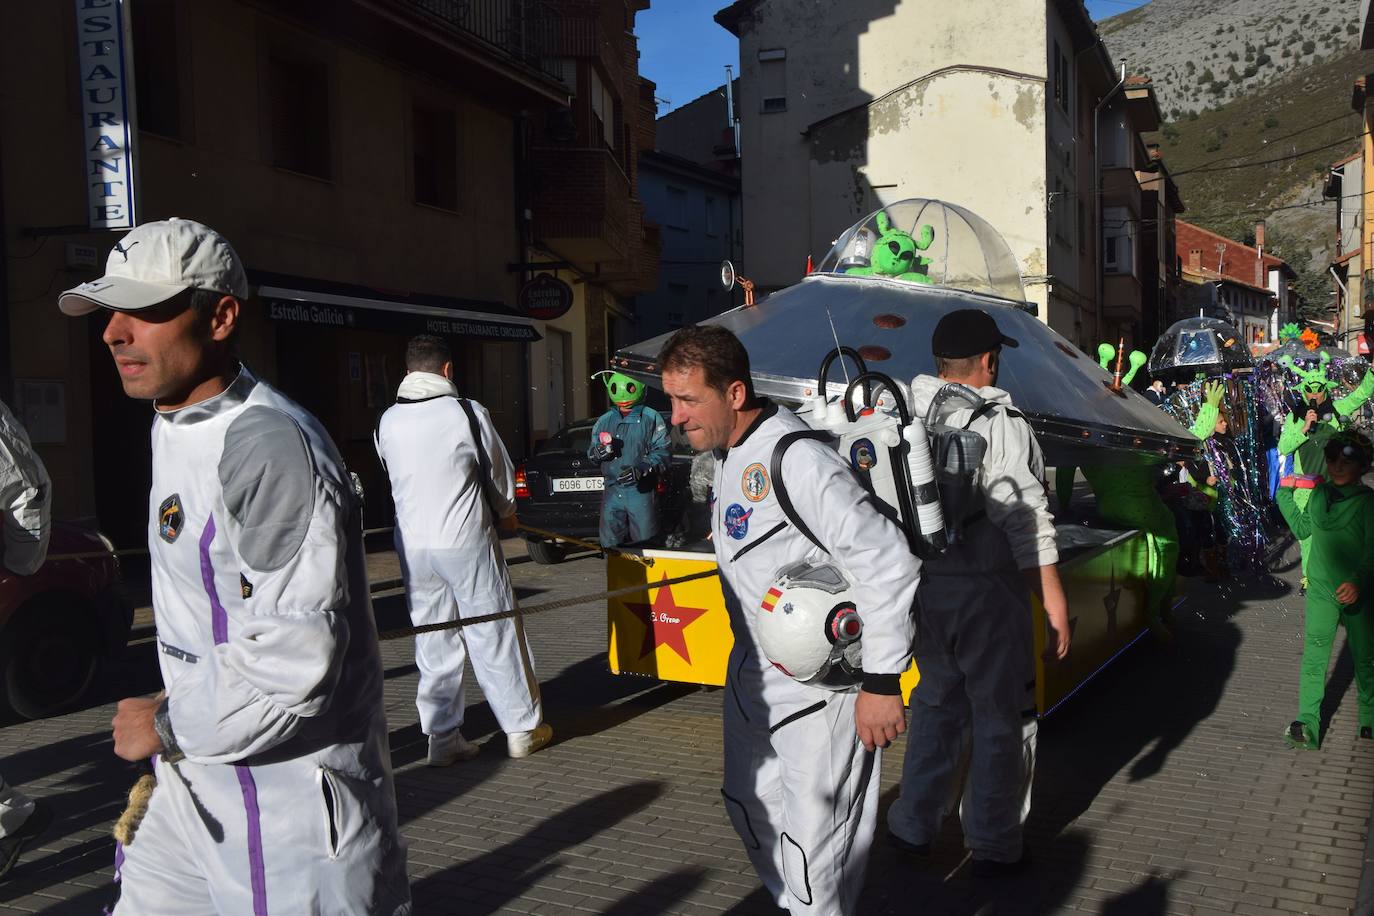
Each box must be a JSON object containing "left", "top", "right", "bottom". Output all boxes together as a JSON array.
[{"left": 58, "top": 218, "right": 250, "bottom": 316}]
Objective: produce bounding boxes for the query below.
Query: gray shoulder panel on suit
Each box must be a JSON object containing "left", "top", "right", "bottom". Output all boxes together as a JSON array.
[{"left": 220, "top": 406, "right": 314, "bottom": 572}]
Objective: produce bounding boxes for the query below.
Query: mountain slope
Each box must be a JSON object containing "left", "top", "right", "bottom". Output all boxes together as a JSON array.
[
  {"left": 1098, "top": 0, "right": 1362, "bottom": 116},
  {"left": 1101, "top": 1, "right": 1368, "bottom": 311}
]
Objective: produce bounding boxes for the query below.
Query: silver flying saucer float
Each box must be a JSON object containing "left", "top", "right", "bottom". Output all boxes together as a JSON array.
[
  {"left": 1147, "top": 316, "right": 1254, "bottom": 381},
  {"left": 613, "top": 199, "right": 1199, "bottom": 466}
]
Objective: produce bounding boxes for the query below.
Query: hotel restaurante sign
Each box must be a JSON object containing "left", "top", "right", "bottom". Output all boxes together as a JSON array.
[{"left": 76, "top": 0, "right": 138, "bottom": 230}]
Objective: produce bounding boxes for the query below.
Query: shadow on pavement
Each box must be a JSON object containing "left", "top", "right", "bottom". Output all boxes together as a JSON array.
[
  {"left": 1319, "top": 649, "right": 1356, "bottom": 743},
  {"left": 856, "top": 563, "right": 1265, "bottom": 913},
  {"left": 408, "top": 780, "right": 664, "bottom": 914},
  {"left": 597, "top": 867, "right": 708, "bottom": 916},
  {"left": 1101, "top": 868, "right": 1180, "bottom": 915}
]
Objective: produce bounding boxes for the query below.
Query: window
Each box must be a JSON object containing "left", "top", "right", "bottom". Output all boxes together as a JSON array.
[
  {"left": 132, "top": 0, "right": 183, "bottom": 139},
  {"left": 705, "top": 197, "right": 718, "bottom": 237},
  {"left": 1052, "top": 179, "right": 1067, "bottom": 242},
  {"left": 1100, "top": 110, "right": 1130, "bottom": 168},
  {"left": 589, "top": 68, "right": 616, "bottom": 149},
  {"left": 412, "top": 104, "right": 458, "bottom": 210},
  {"left": 666, "top": 187, "right": 688, "bottom": 230},
  {"left": 668, "top": 284, "right": 688, "bottom": 327},
  {"left": 760, "top": 49, "right": 786, "bottom": 113},
  {"left": 1053, "top": 40, "right": 1070, "bottom": 114},
  {"left": 269, "top": 52, "right": 332, "bottom": 179},
  {"left": 1104, "top": 206, "right": 1134, "bottom": 275}
]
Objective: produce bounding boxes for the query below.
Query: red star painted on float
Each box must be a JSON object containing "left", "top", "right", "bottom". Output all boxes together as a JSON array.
[{"left": 624, "top": 575, "right": 709, "bottom": 663}]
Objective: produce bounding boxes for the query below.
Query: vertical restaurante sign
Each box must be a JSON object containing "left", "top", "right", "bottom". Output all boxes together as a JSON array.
[{"left": 75, "top": 0, "right": 138, "bottom": 230}]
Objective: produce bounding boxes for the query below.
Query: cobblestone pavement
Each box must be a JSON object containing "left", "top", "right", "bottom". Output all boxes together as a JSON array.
[{"left": 1, "top": 534, "right": 1372, "bottom": 915}]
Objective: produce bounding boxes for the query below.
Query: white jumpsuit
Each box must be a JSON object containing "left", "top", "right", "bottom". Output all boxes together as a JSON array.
[
  {"left": 0, "top": 397, "right": 50, "bottom": 841},
  {"left": 376, "top": 371, "right": 541, "bottom": 738},
  {"left": 886, "top": 375, "right": 1059, "bottom": 864},
  {"left": 712, "top": 402, "right": 919, "bottom": 915},
  {"left": 114, "top": 368, "right": 410, "bottom": 915}
]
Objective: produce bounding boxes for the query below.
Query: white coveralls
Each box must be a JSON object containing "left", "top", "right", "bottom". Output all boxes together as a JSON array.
[
  {"left": 376, "top": 372, "right": 541, "bottom": 738},
  {"left": 114, "top": 368, "right": 410, "bottom": 915},
  {"left": 886, "top": 375, "right": 1059, "bottom": 864},
  {"left": 713, "top": 402, "right": 919, "bottom": 915},
  {"left": 0, "top": 397, "right": 49, "bottom": 843}
]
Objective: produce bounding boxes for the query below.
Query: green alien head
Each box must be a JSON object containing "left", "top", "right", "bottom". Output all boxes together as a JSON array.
[
  {"left": 845, "top": 211, "right": 935, "bottom": 283},
  {"left": 1278, "top": 351, "right": 1335, "bottom": 403},
  {"left": 593, "top": 370, "right": 646, "bottom": 410}
]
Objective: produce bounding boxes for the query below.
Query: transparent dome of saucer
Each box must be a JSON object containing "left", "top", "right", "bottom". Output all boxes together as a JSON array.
[{"left": 815, "top": 199, "right": 1026, "bottom": 303}]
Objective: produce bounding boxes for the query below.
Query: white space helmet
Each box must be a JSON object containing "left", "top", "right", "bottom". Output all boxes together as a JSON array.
[{"left": 757, "top": 561, "right": 863, "bottom": 690}]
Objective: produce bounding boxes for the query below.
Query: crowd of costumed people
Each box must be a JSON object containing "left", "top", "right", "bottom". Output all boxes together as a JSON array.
[{"left": 1090, "top": 320, "right": 1374, "bottom": 614}]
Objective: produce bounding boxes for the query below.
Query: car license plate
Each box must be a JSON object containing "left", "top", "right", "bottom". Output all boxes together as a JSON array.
[{"left": 551, "top": 476, "right": 604, "bottom": 493}]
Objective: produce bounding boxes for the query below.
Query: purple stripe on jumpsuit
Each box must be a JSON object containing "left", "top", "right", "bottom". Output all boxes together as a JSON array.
[{"left": 201, "top": 515, "right": 269, "bottom": 916}]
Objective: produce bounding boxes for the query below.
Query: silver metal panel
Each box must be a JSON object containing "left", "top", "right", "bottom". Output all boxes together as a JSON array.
[{"left": 613, "top": 274, "right": 1199, "bottom": 466}]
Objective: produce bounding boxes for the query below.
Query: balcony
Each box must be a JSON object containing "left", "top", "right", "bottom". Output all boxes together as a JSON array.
[
  {"left": 532, "top": 146, "right": 632, "bottom": 266},
  {"left": 384, "top": 0, "right": 564, "bottom": 83}
]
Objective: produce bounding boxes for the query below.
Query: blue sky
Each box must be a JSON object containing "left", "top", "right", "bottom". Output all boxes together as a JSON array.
[{"left": 637, "top": 0, "right": 1152, "bottom": 114}]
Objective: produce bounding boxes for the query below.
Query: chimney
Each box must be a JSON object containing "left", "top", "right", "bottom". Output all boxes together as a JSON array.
[
  {"left": 1255, "top": 221, "right": 1265, "bottom": 250},
  {"left": 1188, "top": 248, "right": 1202, "bottom": 272},
  {"left": 1255, "top": 221, "right": 1266, "bottom": 287}
]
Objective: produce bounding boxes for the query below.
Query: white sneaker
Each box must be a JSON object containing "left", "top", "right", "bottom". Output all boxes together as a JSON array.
[
  {"left": 427, "top": 730, "right": 480, "bottom": 766},
  {"left": 506, "top": 723, "right": 553, "bottom": 758}
]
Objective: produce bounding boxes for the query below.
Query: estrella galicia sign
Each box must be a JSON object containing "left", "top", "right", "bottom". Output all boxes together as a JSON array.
[{"left": 158, "top": 494, "right": 184, "bottom": 544}]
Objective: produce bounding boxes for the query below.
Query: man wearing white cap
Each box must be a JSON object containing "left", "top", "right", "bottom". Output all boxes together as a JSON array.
[{"left": 60, "top": 218, "right": 410, "bottom": 914}]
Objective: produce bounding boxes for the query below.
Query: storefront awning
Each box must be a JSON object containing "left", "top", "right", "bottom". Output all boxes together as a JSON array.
[{"left": 252, "top": 270, "right": 541, "bottom": 343}]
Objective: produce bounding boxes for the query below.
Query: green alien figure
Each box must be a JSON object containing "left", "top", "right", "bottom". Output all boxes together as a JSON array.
[{"left": 844, "top": 211, "right": 936, "bottom": 284}]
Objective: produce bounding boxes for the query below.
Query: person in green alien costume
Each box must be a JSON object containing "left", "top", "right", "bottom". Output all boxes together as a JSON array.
[
  {"left": 843, "top": 211, "right": 936, "bottom": 283},
  {"left": 1275, "top": 429, "right": 1374, "bottom": 750},
  {"left": 588, "top": 370, "right": 670, "bottom": 548},
  {"left": 1055, "top": 345, "right": 1179, "bottom": 632},
  {"left": 1276, "top": 347, "right": 1374, "bottom": 582}
]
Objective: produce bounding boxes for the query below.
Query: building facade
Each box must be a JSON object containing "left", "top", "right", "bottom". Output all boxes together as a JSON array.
[
  {"left": 635, "top": 81, "right": 744, "bottom": 340},
  {"left": 1176, "top": 220, "right": 1294, "bottom": 346},
  {"left": 1, "top": 0, "right": 659, "bottom": 541},
  {"left": 1324, "top": 151, "right": 1366, "bottom": 354},
  {"left": 525, "top": 0, "right": 660, "bottom": 433},
  {"left": 713, "top": 0, "right": 1167, "bottom": 351},
  {"left": 636, "top": 151, "right": 743, "bottom": 340}
]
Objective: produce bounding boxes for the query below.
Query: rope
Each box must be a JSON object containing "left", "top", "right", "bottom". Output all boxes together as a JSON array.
[
  {"left": 375, "top": 567, "right": 720, "bottom": 641},
  {"left": 44, "top": 524, "right": 655, "bottom": 566}
]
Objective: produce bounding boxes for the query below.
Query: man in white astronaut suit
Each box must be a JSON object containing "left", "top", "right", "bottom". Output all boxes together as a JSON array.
[
  {"left": 375, "top": 334, "right": 550, "bottom": 765},
  {"left": 886, "top": 308, "right": 1071, "bottom": 876},
  {"left": 660, "top": 325, "right": 920, "bottom": 915},
  {"left": 0, "top": 398, "right": 54, "bottom": 878},
  {"left": 60, "top": 218, "right": 410, "bottom": 914}
]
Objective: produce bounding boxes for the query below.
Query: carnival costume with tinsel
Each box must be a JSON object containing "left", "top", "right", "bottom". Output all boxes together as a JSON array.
[
  {"left": 1276, "top": 344, "right": 1374, "bottom": 574},
  {"left": 1275, "top": 434, "right": 1374, "bottom": 749},
  {"left": 589, "top": 371, "right": 670, "bottom": 547}
]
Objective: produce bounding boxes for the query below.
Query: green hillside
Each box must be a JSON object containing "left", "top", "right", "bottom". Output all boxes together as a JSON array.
[{"left": 1148, "top": 49, "right": 1366, "bottom": 307}]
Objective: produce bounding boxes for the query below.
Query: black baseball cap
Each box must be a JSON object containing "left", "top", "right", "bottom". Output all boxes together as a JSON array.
[{"left": 932, "top": 309, "right": 1019, "bottom": 359}]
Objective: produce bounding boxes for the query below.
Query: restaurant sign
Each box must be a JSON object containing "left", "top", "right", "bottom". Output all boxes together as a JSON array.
[{"left": 76, "top": 0, "right": 138, "bottom": 230}]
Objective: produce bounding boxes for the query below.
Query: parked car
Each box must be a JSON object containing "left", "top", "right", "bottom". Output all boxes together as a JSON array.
[
  {"left": 0, "top": 521, "right": 131, "bottom": 719},
  {"left": 516, "top": 418, "right": 695, "bottom": 564}
]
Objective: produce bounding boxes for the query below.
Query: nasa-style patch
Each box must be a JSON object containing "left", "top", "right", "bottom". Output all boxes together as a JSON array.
[
  {"left": 724, "top": 503, "right": 753, "bottom": 540},
  {"left": 850, "top": 438, "right": 877, "bottom": 472},
  {"left": 158, "top": 494, "right": 184, "bottom": 544},
  {"left": 742, "top": 462, "right": 770, "bottom": 502}
]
